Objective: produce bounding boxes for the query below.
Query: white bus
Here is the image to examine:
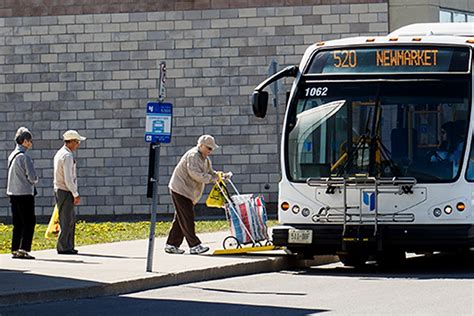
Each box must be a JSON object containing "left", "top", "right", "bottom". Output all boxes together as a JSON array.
[{"left": 252, "top": 23, "right": 474, "bottom": 266}]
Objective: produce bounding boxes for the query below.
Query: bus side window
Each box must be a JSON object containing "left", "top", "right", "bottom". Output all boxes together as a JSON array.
[{"left": 465, "top": 135, "right": 474, "bottom": 181}]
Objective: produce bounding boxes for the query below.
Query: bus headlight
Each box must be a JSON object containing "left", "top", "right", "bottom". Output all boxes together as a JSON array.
[
  {"left": 456, "top": 202, "right": 465, "bottom": 212},
  {"left": 302, "top": 208, "right": 310, "bottom": 217},
  {"left": 292, "top": 205, "right": 300, "bottom": 214},
  {"left": 433, "top": 208, "right": 442, "bottom": 217},
  {"left": 444, "top": 205, "right": 453, "bottom": 215},
  {"left": 281, "top": 202, "right": 289, "bottom": 211}
]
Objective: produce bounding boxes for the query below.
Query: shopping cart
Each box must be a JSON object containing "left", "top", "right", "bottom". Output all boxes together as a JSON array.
[{"left": 215, "top": 179, "right": 271, "bottom": 249}]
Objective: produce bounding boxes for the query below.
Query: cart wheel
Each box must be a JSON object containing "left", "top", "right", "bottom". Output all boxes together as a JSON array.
[
  {"left": 223, "top": 236, "right": 241, "bottom": 249},
  {"left": 265, "top": 240, "right": 273, "bottom": 246}
]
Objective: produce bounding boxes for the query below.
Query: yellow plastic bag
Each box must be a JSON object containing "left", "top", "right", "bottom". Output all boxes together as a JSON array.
[
  {"left": 206, "top": 180, "right": 228, "bottom": 208},
  {"left": 45, "top": 205, "right": 60, "bottom": 239}
]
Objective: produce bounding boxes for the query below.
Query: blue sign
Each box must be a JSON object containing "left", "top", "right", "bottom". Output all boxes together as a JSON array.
[
  {"left": 145, "top": 102, "right": 172, "bottom": 143},
  {"left": 362, "top": 191, "right": 376, "bottom": 212}
]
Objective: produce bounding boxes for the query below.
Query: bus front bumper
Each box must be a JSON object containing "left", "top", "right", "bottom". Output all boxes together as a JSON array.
[{"left": 273, "top": 224, "right": 474, "bottom": 254}]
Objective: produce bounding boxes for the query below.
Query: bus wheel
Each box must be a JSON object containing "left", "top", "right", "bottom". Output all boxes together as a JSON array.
[
  {"left": 376, "top": 250, "right": 406, "bottom": 267},
  {"left": 338, "top": 252, "right": 368, "bottom": 267},
  {"left": 223, "top": 236, "right": 241, "bottom": 249}
]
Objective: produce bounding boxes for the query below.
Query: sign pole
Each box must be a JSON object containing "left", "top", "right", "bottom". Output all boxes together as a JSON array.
[
  {"left": 146, "top": 142, "right": 160, "bottom": 272},
  {"left": 146, "top": 62, "right": 167, "bottom": 272}
]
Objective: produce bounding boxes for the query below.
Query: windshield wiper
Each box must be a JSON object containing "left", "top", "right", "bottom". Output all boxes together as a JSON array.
[
  {"left": 375, "top": 139, "right": 403, "bottom": 177},
  {"left": 369, "top": 98, "right": 402, "bottom": 177},
  {"left": 335, "top": 108, "right": 373, "bottom": 177},
  {"left": 335, "top": 105, "right": 402, "bottom": 177}
]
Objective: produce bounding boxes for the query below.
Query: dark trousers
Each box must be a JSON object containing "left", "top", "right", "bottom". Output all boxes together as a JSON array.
[
  {"left": 55, "top": 189, "right": 76, "bottom": 252},
  {"left": 166, "top": 191, "right": 201, "bottom": 248},
  {"left": 10, "top": 195, "right": 36, "bottom": 252}
]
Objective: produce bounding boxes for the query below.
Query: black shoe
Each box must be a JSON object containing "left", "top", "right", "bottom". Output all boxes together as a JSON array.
[
  {"left": 58, "top": 249, "right": 78, "bottom": 255},
  {"left": 12, "top": 250, "right": 35, "bottom": 259}
]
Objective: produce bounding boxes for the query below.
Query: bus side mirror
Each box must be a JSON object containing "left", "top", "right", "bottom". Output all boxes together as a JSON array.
[
  {"left": 252, "top": 90, "right": 269, "bottom": 118},
  {"left": 251, "top": 65, "right": 298, "bottom": 118}
]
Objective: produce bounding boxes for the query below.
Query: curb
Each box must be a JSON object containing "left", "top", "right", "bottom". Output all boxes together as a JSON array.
[
  {"left": 0, "top": 255, "right": 339, "bottom": 307},
  {"left": 0, "top": 256, "right": 289, "bottom": 307}
]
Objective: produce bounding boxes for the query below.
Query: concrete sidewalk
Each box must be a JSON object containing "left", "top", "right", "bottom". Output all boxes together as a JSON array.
[{"left": 0, "top": 231, "right": 302, "bottom": 307}]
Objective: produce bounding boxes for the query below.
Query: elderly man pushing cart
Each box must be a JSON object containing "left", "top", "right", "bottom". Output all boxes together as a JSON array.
[{"left": 165, "top": 135, "right": 231, "bottom": 255}]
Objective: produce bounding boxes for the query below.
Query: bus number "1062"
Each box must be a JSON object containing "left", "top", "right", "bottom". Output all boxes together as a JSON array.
[
  {"left": 333, "top": 50, "right": 357, "bottom": 68},
  {"left": 305, "top": 87, "right": 328, "bottom": 97}
]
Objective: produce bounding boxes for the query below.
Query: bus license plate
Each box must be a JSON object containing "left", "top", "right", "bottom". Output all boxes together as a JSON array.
[{"left": 288, "top": 229, "right": 313, "bottom": 244}]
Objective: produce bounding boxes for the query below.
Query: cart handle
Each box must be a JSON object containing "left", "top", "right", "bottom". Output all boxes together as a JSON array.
[{"left": 225, "top": 178, "right": 241, "bottom": 196}]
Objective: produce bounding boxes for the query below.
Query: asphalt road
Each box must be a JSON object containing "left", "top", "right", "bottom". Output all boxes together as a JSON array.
[{"left": 1, "top": 252, "right": 473, "bottom": 316}]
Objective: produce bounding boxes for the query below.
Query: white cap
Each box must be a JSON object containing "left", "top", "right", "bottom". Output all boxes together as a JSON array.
[
  {"left": 15, "top": 126, "right": 31, "bottom": 137},
  {"left": 63, "top": 130, "right": 86, "bottom": 141},
  {"left": 197, "top": 135, "right": 219, "bottom": 150},
  {"left": 15, "top": 126, "right": 32, "bottom": 144},
  {"left": 15, "top": 126, "right": 32, "bottom": 139}
]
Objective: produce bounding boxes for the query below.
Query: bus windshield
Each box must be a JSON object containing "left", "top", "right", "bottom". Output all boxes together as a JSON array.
[{"left": 286, "top": 79, "right": 470, "bottom": 182}]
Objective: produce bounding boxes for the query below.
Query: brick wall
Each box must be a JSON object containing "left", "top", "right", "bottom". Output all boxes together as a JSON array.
[
  {"left": 0, "top": 2, "right": 388, "bottom": 217},
  {"left": 0, "top": 1, "right": 387, "bottom": 17}
]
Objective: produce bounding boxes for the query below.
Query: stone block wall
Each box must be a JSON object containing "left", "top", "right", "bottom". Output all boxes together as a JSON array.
[
  {"left": 0, "top": 1, "right": 388, "bottom": 17},
  {"left": 0, "top": 1, "right": 388, "bottom": 217}
]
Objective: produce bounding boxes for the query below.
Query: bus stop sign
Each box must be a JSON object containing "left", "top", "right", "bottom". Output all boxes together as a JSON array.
[{"left": 145, "top": 101, "right": 172, "bottom": 143}]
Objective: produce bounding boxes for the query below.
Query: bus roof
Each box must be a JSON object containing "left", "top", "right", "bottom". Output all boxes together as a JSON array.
[
  {"left": 389, "top": 23, "right": 474, "bottom": 37},
  {"left": 299, "top": 23, "right": 474, "bottom": 72}
]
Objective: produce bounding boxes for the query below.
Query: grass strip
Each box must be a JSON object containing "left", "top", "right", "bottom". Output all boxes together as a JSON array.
[{"left": 0, "top": 220, "right": 277, "bottom": 254}]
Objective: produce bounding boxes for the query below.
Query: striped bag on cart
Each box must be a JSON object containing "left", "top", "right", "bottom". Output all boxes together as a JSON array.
[{"left": 227, "top": 194, "right": 269, "bottom": 244}]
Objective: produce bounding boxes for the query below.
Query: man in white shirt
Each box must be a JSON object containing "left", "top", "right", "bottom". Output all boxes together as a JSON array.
[{"left": 54, "top": 130, "right": 86, "bottom": 255}]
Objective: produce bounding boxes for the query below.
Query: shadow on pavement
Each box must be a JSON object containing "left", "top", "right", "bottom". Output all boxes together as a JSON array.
[
  {"left": 34, "top": 258, "right": 101, "bottom": 264},
  {"left": 77, "top": 253, "right": 146, "bottom": 260},
  {"left": 0, "top": 296, "right": 327, "bottom": 315},
  {"left": 290, "top": 251, "right": 474, "bottom": 280},
  {"left": 0, "top": 268, "right": 103, "bottom": 305},
  {"left": 185, "top": 285, "right": 306, "bottom": 296}
]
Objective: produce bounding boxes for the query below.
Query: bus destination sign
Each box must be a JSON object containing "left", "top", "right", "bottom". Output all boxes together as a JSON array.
[
  {"left": 307, "top": 46, "right": 470, "bottom": 74},
  {"left": 375, "top": 49, "right": 438, "bottom": 67}
]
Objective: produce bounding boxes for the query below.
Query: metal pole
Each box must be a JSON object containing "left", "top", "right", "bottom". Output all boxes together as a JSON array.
[
  {"left": 158, "top": 62, "right": 166, "bottom": 102},
  {"left": 146, "top": 61, "right": 166, "bottom": 272},
  {"left": 269, "top": 60, "right": 281, "bottom": 170},
  {"left": 273, "top": 87, "right": 280, "bottom": 169},
  {"left": 146, "top": 142, "right": 160, "bottom": 272}
]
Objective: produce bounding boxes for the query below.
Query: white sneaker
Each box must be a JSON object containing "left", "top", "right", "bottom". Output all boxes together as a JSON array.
[
  {"left": 164, "top": 244, "right": 185, "bottom": 254},
  {"left": 190, "top": 244, "right": 210, "bottom": 255}
]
